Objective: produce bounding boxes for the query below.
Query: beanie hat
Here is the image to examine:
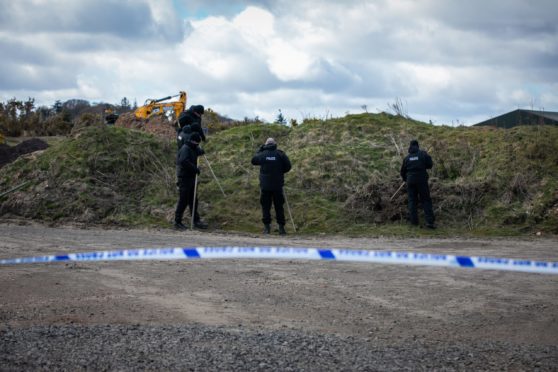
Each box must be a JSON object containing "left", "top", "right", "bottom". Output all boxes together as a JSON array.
[
  {"left": 410, "top": 140, "right": 419, "bottom": 147},
  {"left": 193, "top": 105, "right": 205, "bottom": 115},
  {"left": 265, "top": 137, "right": 276, "bottom": 145}
]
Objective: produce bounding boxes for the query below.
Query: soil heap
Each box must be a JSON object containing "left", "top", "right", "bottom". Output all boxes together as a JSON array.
[
  {"left": 115, "top": 113, "right": 177, "bottom": 140},
  {"left": 0, "top": 139, "right": 49, "bottom": 169}
]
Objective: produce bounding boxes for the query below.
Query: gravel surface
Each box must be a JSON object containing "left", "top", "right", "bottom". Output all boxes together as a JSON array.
[
  {"left": 1, "top": 222, "right": 557, "bottom": 370},
  {"left": 2, "top": 325, "right": 557, "bottom": 371}
]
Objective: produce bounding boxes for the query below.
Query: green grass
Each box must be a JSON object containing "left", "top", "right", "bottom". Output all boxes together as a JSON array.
[{"left": 1, "top": 114, "right": 557, "bottom": 237}]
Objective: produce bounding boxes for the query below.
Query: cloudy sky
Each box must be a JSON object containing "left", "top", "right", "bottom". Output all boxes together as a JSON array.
[{"left": 0, "top": 0, "right": 556, "bottom": 125}]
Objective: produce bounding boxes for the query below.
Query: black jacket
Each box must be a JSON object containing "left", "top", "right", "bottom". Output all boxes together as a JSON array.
[
  {"left": 251, "top": 144, "right": 291, "bottom": 191},
  {"left": 176, "top": 142, "right": 200, "bottom": 180},
  {"left": 400, "top": 144, "right": 433, "bottom": 184},
  {"left": 177, "top": 109, "right": 206, "bottom": 145}
]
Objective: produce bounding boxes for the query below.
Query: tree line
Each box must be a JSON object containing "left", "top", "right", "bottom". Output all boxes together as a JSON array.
[{"left": 0, "top": 97, "right": 135, "bottom": 137}]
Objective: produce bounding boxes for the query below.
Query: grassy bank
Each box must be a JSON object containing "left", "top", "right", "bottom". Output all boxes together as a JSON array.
[{"left": 1, "top": 113, "right": 557, "bottom": 236}]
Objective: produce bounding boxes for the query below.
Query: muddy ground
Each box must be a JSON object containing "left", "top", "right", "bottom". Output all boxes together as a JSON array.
[{"left": 0, "top": 221, "right": 557, "bottom": 370}]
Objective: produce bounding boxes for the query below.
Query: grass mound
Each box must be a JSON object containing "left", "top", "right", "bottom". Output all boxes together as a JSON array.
[
  {"left": 0, "top": 126, "right": 176, "bottom": 226},
  {"left": 1, "top": 113, "right": 557, "bottom": 236}
]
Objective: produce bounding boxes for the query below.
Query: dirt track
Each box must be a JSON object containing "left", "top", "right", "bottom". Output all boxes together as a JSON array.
[{"left": 1, "top": 222, "right": 557, "bottom": 370}]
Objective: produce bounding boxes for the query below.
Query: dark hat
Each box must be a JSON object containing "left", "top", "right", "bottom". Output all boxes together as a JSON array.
[
  {"left": 410, "top": 140, "right": 419, "bottom": 147},
  {"left": 193, "top": 105, "right": 204, "bottom": 115},
  {"left": 190, "top": 133, "right": 202, "bottom": 143}
]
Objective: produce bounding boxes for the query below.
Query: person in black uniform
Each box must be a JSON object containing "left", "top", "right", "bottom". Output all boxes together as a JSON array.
[
  {"left": 400, "top": 140, "right": 435, "bottom": 228},
  {"left": 174, "top": 132, "right": 208, "bottom": 230},
  {"left": 176, "top": 105, "right": 206, "bottom": 149},
  {"left": 251, "top": 138, "right": 292, "bottom": 235},
  {"left": 104, "top": 111, "right": 119, "bottom": 125}
]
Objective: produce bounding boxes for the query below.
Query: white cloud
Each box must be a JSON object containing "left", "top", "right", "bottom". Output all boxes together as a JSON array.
[{"left": 0, "top": 0, "right": 557, "bottom": 125}]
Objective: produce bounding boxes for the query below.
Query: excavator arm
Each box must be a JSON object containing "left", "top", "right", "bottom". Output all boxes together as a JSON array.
[{"left": 135, "top": 91, "right": 187, "bottom": 120}]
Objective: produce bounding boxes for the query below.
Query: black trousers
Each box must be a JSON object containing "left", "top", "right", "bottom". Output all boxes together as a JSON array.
[
  {"left": 260, "top": 189, "right": 285, "bottom": 226},
  {"left": 174, "top": 178, "right": 200, "bottom": 224},
  {"left": 407, "top": 180, "right": 434, "bottom": 225}
]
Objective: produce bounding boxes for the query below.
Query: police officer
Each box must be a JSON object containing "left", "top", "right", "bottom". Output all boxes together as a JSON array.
[
  {"left": 177, "top": 105, "right": 206, "bottom": 149},
  {"left": 174, "top": 132, "right": 208, "bottom": 230},
  {"left": 400, "top": 140, "right": 435, "bottom": 228},
  {"left": 251, "top": 138, "right": 292, "bottom": 235}
]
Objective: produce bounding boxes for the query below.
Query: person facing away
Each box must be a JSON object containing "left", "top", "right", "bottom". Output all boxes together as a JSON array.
[
  {"left": 174, "top": 132, "right": 208, "bottom": 230},
  {"left": 400, "top": 139, "right": 435, "bottom": 228},
  {"left": 176, "top": 105, "right": 206, "bottom": 150},
  {"left": 251, "top": 137, "right": 292, "bottom": 235}
]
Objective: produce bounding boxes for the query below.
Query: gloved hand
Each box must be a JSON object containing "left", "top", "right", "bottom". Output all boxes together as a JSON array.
[
  {"left": 197, "top": 147, "right": 205, "bottom": 156},
  {"left": 195, "top": 167, "right": 201, "bottom": 175},
  {"left": 258, "top": 145, "right": 265, "bottom": 152}
]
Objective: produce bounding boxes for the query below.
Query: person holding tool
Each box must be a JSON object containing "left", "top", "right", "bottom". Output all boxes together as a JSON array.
[
  {"left": 400, "top": 139, "right": 435, "bottom": 229},
  {"left": 251, "top": 137, "right": 292, "bottom": 235},
  {"left": 174, "top": 132, "right": 208, "bottom": 230}
]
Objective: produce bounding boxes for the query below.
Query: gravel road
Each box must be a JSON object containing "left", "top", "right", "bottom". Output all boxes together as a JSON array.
[{"left": 1, "top": 222, "right": 557, "bottom": 370}]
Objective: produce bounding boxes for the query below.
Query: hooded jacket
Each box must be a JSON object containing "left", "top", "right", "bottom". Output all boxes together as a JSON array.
[
  {"left": 176, "top": 141, "right": 200, "bottom": 180},
  {"left": 400, "top": 142, "right": 433, "bottom": 183},
  {"left": 177, "top": 107, "right": 206, "bottom": 146},
  {"left": 251, "top": 143, "right": 291, "bottom": 191}
]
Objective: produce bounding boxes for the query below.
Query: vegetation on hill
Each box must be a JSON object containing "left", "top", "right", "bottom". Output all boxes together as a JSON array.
[{"left": 0, "top": 113, "right": 557, "bottom": 236}]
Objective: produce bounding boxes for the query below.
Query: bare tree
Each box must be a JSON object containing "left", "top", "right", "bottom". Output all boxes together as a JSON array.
[{"left": 387, "top": 97, "right": 410, "bottom": 118}]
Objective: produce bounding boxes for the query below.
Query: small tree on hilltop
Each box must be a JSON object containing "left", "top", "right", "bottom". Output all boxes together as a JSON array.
[
  {"left": 275, "top": 109, "right": 286, "bottom": 125},
  {"left": 120, "top": 97, "right": 131, "bottom": 110}
]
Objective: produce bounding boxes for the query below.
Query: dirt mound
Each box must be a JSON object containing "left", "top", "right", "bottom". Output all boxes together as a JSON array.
[
  {"left": 0, "top": 139, "right": 49, "bottom": 169},
  {"left": 0, "top": 126, "right": 176, "bottom": 225},
  {"left": 115, "top": 113, "right": 177, "bottom": 140}
]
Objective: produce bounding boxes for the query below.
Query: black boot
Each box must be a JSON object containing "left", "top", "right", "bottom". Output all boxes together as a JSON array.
[
  {"left": 174, "top": 221, "right": 188, "bottom": 230},
  {"left": 194, "top": 220, "right": 208, "bottom": 229},
  {"left": 278, "top": 225, "right": 286, "bottom": 235},
  {"left": 263, "top": 224, "right": 271, "bottom": 234}
]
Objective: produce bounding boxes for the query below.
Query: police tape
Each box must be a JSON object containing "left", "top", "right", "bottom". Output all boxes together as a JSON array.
[{"left": 1, "top": 246, "right": 557, "bottom": 275}]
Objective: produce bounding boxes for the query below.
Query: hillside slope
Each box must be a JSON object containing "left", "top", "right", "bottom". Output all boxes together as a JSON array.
[{"left": 1, "top": 113, "right": 557, "bottom": 235}]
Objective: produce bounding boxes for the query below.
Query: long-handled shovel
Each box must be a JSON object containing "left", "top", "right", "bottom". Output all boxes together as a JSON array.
[
  {"left": 203, "top": 155, "right": 226, "bottom": 197},
  {"left": 0, "top": 181, "right": 30, "bottom": 199},
  {"left": 191, "top": 159, "right": 199, "bottom": 230},
  {"left": 283, "top": 189, "right": 297, "bottom": 233},
  {"left": 390, "top": 182, "right": 405, "bottom": 201}
]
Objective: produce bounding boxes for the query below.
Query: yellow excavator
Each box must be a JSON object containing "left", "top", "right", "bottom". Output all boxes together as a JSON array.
[{"left": 135, "top": 91, "right": 187, "bottom": 120}]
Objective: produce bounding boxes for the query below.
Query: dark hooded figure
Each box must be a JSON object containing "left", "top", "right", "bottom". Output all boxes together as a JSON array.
[
  {"left": 251, "top": 137, "right": 292, "bottom": 235},
  {"left": 400, "top": 140, "right": 435, "bottom": 228},
  {"left": 176, "top": 105, "right": 206, "bottom": 149},
  {"left": 174, "top": 132, "right": 208, "bottom": 230}
]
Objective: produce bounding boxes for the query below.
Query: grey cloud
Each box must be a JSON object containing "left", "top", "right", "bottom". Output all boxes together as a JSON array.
[
  {"left": 0, "top": 37, "right": 75, "bottom": 91},
  {"left": 0, "top": 0, "right": 184, "bottom": 43},
  {"left": 422, "top": 0, "right": 558, "bottom": 37},
  {"left": 0, "top": 60, "right": 75, "bottom": 91},
  {"left": 0, "top": 39, "right": 55, "bottom": 65}
]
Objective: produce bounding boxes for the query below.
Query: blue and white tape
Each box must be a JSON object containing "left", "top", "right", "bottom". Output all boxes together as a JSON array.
[{"left": 1, "top": 246, "right": 557, "bottom": 275}]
